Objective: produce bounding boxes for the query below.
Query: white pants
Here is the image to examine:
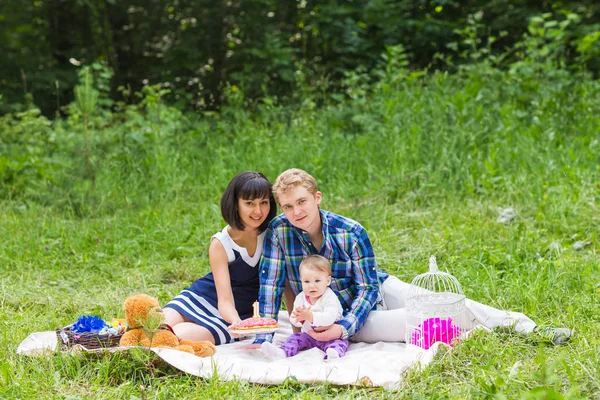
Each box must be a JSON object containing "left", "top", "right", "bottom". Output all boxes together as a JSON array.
[{"left": 351, "top": 276, "right": 537, "bottom": 343}]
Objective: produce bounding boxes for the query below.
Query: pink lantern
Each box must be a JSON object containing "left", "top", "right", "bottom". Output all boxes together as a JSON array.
[{"left": 411, "top": 317, "right": 461, "bottom": 349}]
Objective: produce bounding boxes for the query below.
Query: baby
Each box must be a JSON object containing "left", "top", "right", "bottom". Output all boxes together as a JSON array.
[{"left": 261, "top": 254, "right": 348, "bottom": 359}]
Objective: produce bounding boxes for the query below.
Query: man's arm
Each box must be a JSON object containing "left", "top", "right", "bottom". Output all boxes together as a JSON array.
[
  {"left": 308, "top": 226, "right": 379, "bottom": 342},
  {"left": 254, "top": 227, "right": 286, "bottom": 344},
  {"left": 337, "top": 226, "right": 379, "bottom": 337}
]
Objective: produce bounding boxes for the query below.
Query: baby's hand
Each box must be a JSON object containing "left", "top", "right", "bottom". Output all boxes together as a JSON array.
[
  {"left": 294, "top": 306, "right": 312, "bottom": 323},
  {"left": 291, "top": 305, "right": 308, "bottom": 323},
  {"left": 290, "top": 306, "right": 302, "bottom": 321}
]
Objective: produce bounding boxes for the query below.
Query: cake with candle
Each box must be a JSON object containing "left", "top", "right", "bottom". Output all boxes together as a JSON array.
[{"left": 229, "top": 302, "right": 279, "bottom": 333}]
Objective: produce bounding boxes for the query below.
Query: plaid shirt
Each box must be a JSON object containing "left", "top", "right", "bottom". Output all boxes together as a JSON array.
[{"left": 256, "top": 210, "right": 389, "bottom": 343}]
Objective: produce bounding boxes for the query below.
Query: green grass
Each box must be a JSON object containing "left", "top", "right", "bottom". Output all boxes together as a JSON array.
[{"left": 1, "top": 68, "right": 599, "bottom": 398}]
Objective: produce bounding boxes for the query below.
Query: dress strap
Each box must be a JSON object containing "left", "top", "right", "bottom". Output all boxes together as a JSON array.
[{"left": 211, "top": 226, "right": 236, "bottom": 262}]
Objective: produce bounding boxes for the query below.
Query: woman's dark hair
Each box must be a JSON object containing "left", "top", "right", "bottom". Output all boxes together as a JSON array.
[{"left": 221, "top": 171, "right": 277, "bottom": 232}]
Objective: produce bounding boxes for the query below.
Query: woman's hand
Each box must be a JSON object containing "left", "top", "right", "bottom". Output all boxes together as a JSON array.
[
  {"left": 228, "top": 330, "right": 249, "bottom": 339},
  {"left": 227, "top": 319, "right": 243, "bottom": 338},
  {"left": 227, "top": 320, "right": 248, "bottom": 339}
]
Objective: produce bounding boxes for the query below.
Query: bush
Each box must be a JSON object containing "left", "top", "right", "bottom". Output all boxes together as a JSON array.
[{"left": 0, "top": 109, "right": 57, "bottom": 199}]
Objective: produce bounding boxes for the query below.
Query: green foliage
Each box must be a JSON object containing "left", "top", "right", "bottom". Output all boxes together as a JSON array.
[
  {"left": 2, "top": 1, "right": 600, "bottom": 115},
  {"left": 73, "top": 65, "right": 102, "bottom": 189},
  {"left": 0, "top": 109, "right": 56, "bottom": 199},
  {"left": 74, "top": 67, "right": 99, "bottom": 117},
  {"left": 444, "top": 11, "right": 507, "bottom": 68},
  {"left": 68, "top": 62, "right": 113, "bottom": 122},
  {"left": 509, "top": 13, "right": 581, "bottom": 78},
  {"left": 139, "top": 308, "right": 167, "bottom": 343},
  {"left": 576, "top": 30, "right": 600, "bottom": 65}
]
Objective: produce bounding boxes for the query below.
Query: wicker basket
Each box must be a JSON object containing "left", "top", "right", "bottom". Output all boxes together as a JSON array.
[{"left": 56, "top": 325, "right": 124, "bottom": 351}]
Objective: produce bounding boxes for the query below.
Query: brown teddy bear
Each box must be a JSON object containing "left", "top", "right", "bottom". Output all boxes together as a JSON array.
[{"left": 119, "top": 294, "right": 216, "bottom": 357}]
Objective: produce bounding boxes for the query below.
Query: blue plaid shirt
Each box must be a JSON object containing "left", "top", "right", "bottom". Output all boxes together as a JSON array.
[{"left": 255, "top": 209, "right": 389, "bottom": 343}]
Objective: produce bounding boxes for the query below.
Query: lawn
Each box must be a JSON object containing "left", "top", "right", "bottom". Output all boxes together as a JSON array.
[{"left": 1, "top": 68, "right": 599, "bottom": 399}]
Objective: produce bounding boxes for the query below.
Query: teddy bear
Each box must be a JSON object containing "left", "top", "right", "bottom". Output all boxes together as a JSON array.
[{"left": 119, "top": 293, "right": 216, "bottom": 357}]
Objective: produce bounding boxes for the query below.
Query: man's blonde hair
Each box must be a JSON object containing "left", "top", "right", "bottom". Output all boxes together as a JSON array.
[
  {"left": 299, "top": 254, "right": 331, "bottom": 276},
  {"left": 272, "top": 168, "right": 318, "bottom": 198}
]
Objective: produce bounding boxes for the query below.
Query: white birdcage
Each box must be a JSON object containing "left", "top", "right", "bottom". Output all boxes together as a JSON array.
[{"left": 405, "top": 256, "right": 468, "bottom": 349}]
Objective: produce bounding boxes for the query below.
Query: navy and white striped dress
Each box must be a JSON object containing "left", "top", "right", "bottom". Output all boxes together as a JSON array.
[{"left": 164, "top": 226, "right": 264, "bottom": 345}]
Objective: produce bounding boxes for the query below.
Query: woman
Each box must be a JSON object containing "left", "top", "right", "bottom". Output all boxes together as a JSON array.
[{"left": 163, "top": 171, "right": 277, "bottom": 345}]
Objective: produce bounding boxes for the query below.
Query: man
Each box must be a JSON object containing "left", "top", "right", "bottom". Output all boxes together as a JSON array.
[{"left": 253, "top": 169, "right": 570, "bottom": 345}]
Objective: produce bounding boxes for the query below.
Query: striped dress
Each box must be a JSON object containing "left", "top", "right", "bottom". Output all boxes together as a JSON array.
[{"left": 164, "top": 226, "right": 264, "bottom": 345}]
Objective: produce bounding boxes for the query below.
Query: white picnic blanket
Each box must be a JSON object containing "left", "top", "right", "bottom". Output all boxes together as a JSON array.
[{"left": 17, "top": 312, "right": 449, "bottom": 389}]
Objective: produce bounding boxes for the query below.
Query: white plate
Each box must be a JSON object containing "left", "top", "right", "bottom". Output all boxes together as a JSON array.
[{"left": 228, "top": 327, "right": 280, "bottom": 335}]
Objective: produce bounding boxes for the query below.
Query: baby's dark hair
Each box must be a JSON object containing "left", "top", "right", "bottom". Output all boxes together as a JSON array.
[
  {"left": 221, "top": 171, "right": 277, "bottom": 232},
  {"left": 299, "top": 254, "right": 331, "bottom": 276}
]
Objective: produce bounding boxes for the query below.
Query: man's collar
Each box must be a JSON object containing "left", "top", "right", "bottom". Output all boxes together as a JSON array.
[
  {"left": 319, "top": 209, "right": 329, "bottom": 238},
  {"left": 291, "top": 209, "right": 329, "bottom": 249},
  {"left": 319, "top": 209, "right": 332, "bottom": 254}
]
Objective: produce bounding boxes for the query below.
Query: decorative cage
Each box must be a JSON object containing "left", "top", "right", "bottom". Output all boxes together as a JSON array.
[{"left": 405, "top": 256, "right": 467, "bottom": 349}]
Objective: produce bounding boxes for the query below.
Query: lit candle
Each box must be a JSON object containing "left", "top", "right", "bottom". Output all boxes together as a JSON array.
[{"left": 252, "top": 302, "right": 259, "bottom": 318}]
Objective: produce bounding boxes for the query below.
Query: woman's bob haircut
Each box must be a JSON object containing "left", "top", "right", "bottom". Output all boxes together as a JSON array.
[{"left": 220, "top": 171, "right": 276, "bottom": 232}]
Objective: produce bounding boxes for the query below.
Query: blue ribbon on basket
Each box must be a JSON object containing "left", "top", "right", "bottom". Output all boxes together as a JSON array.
[{"left": 71, "top": 315, "right": 108, "bottom": 333}]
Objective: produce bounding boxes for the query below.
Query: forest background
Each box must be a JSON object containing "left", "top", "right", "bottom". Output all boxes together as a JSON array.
[
  {"left": 1, "top": 1, "right": 599, "bottom": 399},
  {"left": 2, "top": 0, "right": 600, "bottom": 115}
]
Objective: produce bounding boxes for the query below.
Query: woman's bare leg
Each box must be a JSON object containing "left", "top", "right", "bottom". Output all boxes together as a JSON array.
[
  {"left": 172, "top": 322, "right": 216, "bottom": 344},
  {"left": 163, "top": 307, "right": 186, "bottom": 326}
]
